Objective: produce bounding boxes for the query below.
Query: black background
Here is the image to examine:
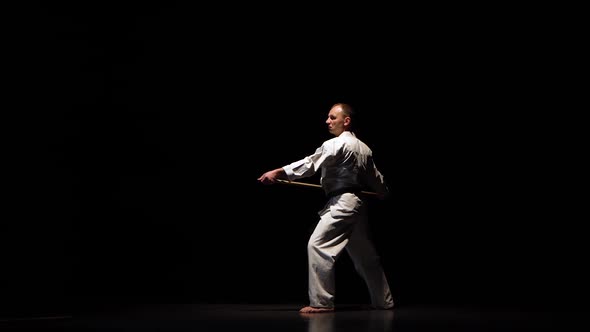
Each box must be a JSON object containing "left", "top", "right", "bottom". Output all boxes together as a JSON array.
[{"left": 5, "top": 2, "right": 585, "bottom": 317}]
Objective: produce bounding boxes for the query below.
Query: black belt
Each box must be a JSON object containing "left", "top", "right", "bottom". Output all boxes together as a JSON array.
[{"left": 326, "top": 187, "right": 362, "bottom": 198}]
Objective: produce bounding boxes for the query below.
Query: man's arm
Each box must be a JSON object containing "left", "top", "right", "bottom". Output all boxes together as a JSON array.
[
  {"left": 257, "top": 167, "right": 287, "bottom": 185},
  {"left": 258, "top": 143, "right": 330, "bottom": 185},
  {"left": 366, "top": 158, "right": 390, "bottom": 200}
]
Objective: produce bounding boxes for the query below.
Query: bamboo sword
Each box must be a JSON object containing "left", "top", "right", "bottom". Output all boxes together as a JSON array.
[{"left": 276, "top": 179, "right": 377, "bottom": 196}]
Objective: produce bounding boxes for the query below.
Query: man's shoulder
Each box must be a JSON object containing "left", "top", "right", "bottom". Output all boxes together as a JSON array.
[
  {"left": 322, "top": 135, "right": 341, "bottom": 145},
  {"left": 341, "top": 132, "right": 372, "bottom": 148}
]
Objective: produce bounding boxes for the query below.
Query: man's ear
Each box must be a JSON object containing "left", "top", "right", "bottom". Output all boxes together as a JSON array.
[{"left": 344, "top": 117, "right": 351, "bottom": 127}]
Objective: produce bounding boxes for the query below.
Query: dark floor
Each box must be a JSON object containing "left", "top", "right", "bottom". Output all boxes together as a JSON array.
[{"left": 0, "top": 303, "right": 579, "bottom": 331}]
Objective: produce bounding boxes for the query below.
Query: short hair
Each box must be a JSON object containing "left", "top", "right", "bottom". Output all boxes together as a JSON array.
[{"left": 333, "top": 103, "right": 355, "bottom": 121}]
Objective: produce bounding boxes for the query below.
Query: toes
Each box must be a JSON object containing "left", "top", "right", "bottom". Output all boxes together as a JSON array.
[{"left": 299, "top": 306, "right": 335, "bottom": 313}]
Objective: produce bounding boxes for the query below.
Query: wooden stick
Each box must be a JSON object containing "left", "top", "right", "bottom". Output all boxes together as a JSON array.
[
  {"left": 276, "top": 179, "right": 321, "bottom": 188},
  {"left": 276, "top": 179, "right": 377, "bottom": 196}
]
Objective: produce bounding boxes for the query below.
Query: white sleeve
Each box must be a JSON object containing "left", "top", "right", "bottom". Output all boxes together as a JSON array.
[{"left": 283, "top": 141, "right": 337, "bottom": 181}]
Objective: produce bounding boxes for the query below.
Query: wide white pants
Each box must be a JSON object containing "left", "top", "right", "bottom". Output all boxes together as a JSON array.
[{"left": 307, "top": 193, "right": 394, "bottom": 308}]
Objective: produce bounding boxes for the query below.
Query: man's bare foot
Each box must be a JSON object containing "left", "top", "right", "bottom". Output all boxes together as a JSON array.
[{"left": 299, "top": 306, "right": 335, "bottom": 313}]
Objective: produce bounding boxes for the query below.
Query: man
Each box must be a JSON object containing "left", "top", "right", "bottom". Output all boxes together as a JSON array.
[{"left": 257, "top": 103, "right": 394, "bottom": 313}]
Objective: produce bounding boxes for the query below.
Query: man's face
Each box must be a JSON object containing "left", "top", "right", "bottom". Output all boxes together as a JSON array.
[{"left": 326, "top": 106, "right": 347, "bottom": 136}]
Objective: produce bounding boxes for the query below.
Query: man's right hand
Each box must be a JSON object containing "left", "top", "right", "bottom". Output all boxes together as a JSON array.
[{"left": 257, "top": 168, "right": 284, "bottom": 185}]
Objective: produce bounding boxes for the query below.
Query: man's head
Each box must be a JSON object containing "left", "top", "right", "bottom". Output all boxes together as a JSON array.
[{"left": 326, "top": 103, "right": 354, "bottom": 136}]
